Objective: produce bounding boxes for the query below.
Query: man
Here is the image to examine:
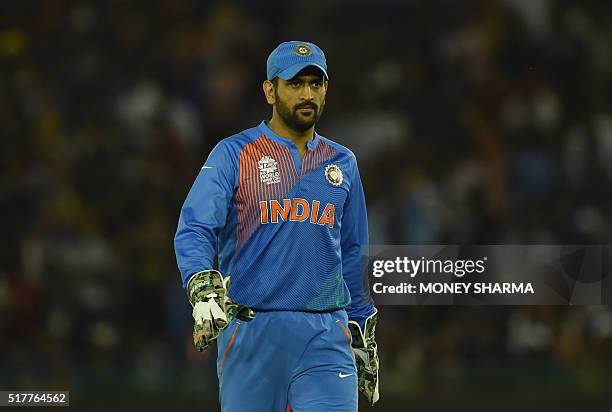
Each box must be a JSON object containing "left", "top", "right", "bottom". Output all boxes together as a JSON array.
[{"left": 174, "top": 40, "right": 379, "bottom": 412}]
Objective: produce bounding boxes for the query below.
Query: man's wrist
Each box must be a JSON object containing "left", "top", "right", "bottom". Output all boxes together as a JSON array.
[{"left": 187, "top": 269, "right": 224, "bottom": 306}]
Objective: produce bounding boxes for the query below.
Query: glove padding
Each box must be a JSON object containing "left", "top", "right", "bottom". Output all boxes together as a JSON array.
[
  {"left": 348, "top": 309, "right": 380, "bottom": 405},
  {"left": 188, "top": 270, "right": 254, "bottom": 352}
]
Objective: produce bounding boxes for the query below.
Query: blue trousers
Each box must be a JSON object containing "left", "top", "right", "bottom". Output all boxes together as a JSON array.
[{"left": 216, "top": 310, "right": 358, "bottom": 412}]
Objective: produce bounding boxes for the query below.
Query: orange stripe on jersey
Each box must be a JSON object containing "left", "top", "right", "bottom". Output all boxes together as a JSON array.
[
  {"left": 246, "top": 142, "right": 260, "bottom": 241},
  {"left": 240, "top": 145, "right": 251, "bottom": 242},
  {"left": 336, "top": 320, "right": 354, "bottom": 355},
  {"left": 302, "top": 150, "right": 310, "bottom": 175},
  {"left": 236, "top": 142, "right": 258, "bottom": 246},
  {"left": 302, "top": 140, "right": 337, "bottom": 175},
  {"left": 254, "top": 142, "right": 264, "bottom": 224},
  {"left": 235, "top": 135, "right": 300, "bottom": 249},
  {"left": 258, "top": 136, "right": 276, "bottom": 200},
  {"left": 336, "top": 320, "right": 352, "bottom": 346},
  {"left": 236, "top": 144, "right": 247, "bottom": 242},
  {"left": 261, "top": 136, "right": 281, "bottom": 198},
  {"left": 263, "top": 135, "right": 294, "bottom": 198},
  {"left": 235, "top": 145, "right": 247, "bottom": 243},
  {"left": 221, "top": 322, "right": 240, "bottom": 371}
]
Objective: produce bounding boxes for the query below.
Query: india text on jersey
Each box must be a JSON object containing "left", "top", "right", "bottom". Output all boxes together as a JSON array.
[{"left": 259, "top": 198, "right": 335, "bottom": 227}]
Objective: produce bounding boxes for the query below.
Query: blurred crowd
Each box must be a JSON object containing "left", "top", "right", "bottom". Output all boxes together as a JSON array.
[{"left": 1, "top": 0, "right": 612, "bottom": 406}]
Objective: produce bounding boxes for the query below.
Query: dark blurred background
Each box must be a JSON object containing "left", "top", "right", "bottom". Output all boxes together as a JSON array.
[{"left": 1, "top": 1, "right": 612, "bottom": 411}]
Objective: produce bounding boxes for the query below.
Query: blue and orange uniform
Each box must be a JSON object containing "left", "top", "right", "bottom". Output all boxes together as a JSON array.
[
  {"left": 175, "top": 70, "right": 374, "bottom": 412},
  {"left": 175, "top": 121, "right": 374, "bottom": 411}
]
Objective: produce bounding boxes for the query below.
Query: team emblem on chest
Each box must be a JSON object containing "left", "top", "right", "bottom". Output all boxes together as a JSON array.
[
  {"left": 258, "top": 155, "right": 281, "bottom": 185},
  {"left": 324, "top": 164, "right": 343, "bottom": 186}
]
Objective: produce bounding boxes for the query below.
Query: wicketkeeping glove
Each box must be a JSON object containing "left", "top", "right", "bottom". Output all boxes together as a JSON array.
[
  {"left": 187, "top": 270, "right": 254, "bottom": 352},
  {"left": 348, "top": 308, "right": 380, "bottom": 405}
]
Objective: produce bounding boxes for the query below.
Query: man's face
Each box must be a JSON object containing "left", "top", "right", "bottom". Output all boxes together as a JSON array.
[{"left": 273, "top": 69, "right": 327, "bottom": 131}]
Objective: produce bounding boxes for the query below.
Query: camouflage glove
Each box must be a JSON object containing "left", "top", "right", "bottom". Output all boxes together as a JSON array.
[
  {"left": 187, "top": 270, "right": 254, "bottom": 352},
  {"left": 348, "top": 309, "right": 380, "bottom": 405}
]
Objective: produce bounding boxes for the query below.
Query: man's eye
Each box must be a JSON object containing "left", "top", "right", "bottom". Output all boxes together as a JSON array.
[
  {"left": 312, "top": 82, "right": 322, "bottom": 88},
  {"left": 290, "top": 82, "right": 301, "bottom": 87}
]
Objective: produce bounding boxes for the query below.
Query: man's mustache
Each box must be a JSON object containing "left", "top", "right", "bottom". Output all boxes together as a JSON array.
[{"left": 295, "top": 103, "right": 317, "bottom": 110}]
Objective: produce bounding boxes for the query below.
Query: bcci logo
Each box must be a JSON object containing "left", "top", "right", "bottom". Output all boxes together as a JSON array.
[
  {"left": 259, "top": 155, "right": 281, "bottom": 185},
  {"left": 325, "top": 164, "right": 343, "bottom": 186},
  {"left": 294, "top": 44, "right": 312, "bottom": 57}
]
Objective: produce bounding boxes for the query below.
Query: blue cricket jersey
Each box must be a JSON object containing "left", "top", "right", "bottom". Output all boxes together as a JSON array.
[{"left": 174, "top": 121, "right": 375, "bottom": 325}]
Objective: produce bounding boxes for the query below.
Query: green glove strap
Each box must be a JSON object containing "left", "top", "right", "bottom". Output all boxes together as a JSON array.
[{"left": 348, "top": 309, "right": 380, "bottom": 405}]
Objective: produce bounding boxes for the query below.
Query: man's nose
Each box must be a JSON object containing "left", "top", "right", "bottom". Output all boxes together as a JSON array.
[{"left": 301, "top": 85, "right": 314, "bottom": 100}]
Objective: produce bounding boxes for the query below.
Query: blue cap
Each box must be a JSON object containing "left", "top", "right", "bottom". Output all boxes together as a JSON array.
[{"left": 266, "top": 41, "right": 328, "bottom": 81}]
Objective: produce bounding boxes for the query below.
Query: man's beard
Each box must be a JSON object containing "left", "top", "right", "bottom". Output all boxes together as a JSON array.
[{"left": 275, "top": 92, "right": 325, "bottom": 132}]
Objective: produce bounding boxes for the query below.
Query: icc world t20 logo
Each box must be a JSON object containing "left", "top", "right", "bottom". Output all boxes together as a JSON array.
[{"left": 258, "top": 155, "right": 281, "bottom": 185}]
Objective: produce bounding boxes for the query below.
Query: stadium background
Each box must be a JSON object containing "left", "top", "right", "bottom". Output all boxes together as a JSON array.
[{"left": 1, "top": 1, "right": 612, "bottom": 411}]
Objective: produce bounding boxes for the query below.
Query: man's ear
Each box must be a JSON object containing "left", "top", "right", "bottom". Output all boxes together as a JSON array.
[{"left": 263, "top": 80, "right": 275, "bottom": 104}]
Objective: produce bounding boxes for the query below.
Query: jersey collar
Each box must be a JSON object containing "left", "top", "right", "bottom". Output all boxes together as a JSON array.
[{"left": 259, "top": 121, "right": 320, "bottom": 151}]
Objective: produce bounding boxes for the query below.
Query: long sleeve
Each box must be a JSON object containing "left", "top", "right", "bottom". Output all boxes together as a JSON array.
[
  {"left": 341, "top": 154, "right": 375, "bottom": 328},
  {"left": 174, "top": 141, "right": 236, "bottom": 289}
]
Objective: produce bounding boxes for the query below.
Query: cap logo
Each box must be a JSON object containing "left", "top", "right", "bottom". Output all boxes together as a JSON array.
[{"left": 294, "top": 44, "right": 312, "bottom": 57}]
